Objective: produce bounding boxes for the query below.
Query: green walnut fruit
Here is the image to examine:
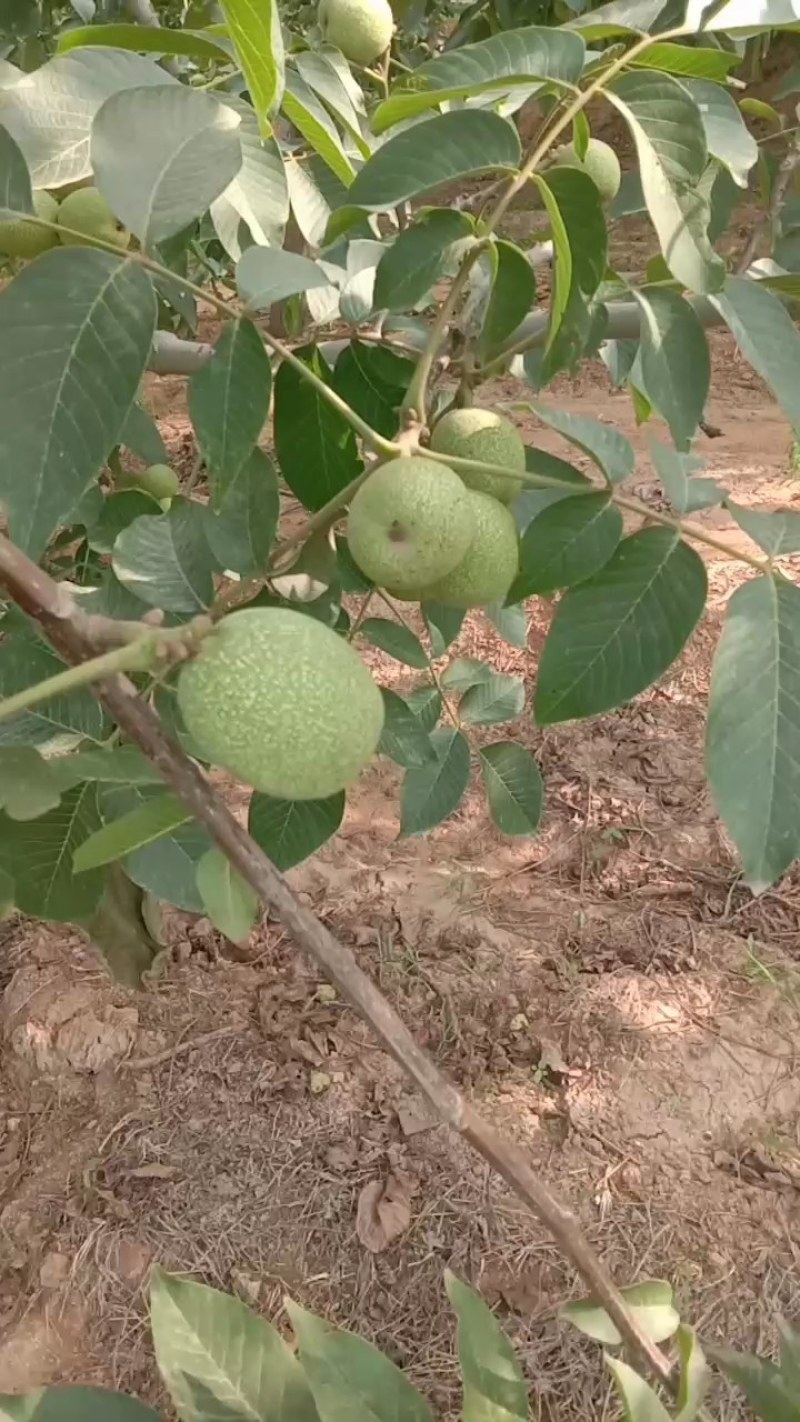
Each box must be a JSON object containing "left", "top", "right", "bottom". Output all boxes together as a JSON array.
[
  {"left": 177, "top": 608, "right": 384, "bottom": 801},
  {"left": 418, "top": 491, "right": 519, "bottom": 609},
  {"left": 430, "top": 409, "right": 525, "bottom": 505},
  {"left": 0, "top": 190, "right": 60, "bottom": 260},
  {"left": 135, "top": 464, "right": 179, "bottom": 501},
  {"left": 549, "top": 137, "right": 621, "bottom": 204},
  {"left": 319, "top": 0, "right": 393, "bottom": 65},
  {"left": 347, "top": 456, "right": 475, "bottom": 596},
  {"left": 57, "top": 186, "right": 130, "bottom": 250}
]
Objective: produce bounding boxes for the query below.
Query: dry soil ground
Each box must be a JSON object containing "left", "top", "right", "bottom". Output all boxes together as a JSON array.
[{"left": 2, "top": 211, "right": 800, "bottom": 1420}]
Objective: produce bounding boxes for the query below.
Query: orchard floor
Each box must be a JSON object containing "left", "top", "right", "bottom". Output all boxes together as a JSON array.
[{"left": 3, "top": 259, "right": 800, "bottom": 1419}]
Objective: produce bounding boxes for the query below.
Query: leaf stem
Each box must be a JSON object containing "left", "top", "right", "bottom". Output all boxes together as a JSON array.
[{"left": 0, "top": 636, "right": 162, "bottom": 725}]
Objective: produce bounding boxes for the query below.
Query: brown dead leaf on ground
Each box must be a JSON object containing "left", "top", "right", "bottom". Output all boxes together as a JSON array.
[{"left": 356, "top": 1171, "right": 417, "bottom": 1253}]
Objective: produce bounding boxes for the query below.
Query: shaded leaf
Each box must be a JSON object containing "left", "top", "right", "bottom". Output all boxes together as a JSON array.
[
  {"left": 282, "top": 70, "right": 355, "bottom": 187},
  {"left": 536, "top": 530, "right": 707, "bottom": 724},
  {"left": 441, "top": 658, "right": 492, "bottom": 693},
  {"left": 0, "top": 637, "right": 109, "bottom": 749},
  {"left": 648, "top": 439, "right": 724, "bottom": 514},
  {"left": 113, "top": 499, "right": 217, "bottom": 612},
  {"left": 540, "top": 165, "right": 607, "bottom": 299},
  {"left": 675, "top": 1327, "right": 710, "bottom": 1422},
  {"left": 287, "top": 1300, "right": 433, "bottom": 1422},
  {"left": 707, "top": 576, "right": 800, "bottom": 893},
  {"left": 74, "top": 794, "right": 190, "bottom": 872},
  {"left": 150, "top": 1266, "right": 318, "bottom": 1422},
  {"left": 422, "top": 603, "right": 465, "bottom": 659},
  {"left": 400, "top": 728, "right": 471, "bottom": 836},
  {"left": 374, "top": 210, "right": 474, "bottom": 312},
  {"left": 0, "top": 784, "right": 104, "bottom": 920},
  {"left": 201, "top": 448, "right": 279, "bottom": 576},
  {"left": 711, "top": 276, "right": 800, "bottom": 434},
  {"left": 125, "top": 819, "right": 211, "bottom": 913},
  {"left": 0, "top": 123, "right": 32, "bottom": 219},
  {"left": 57, "top": 23, "right": 231, "bottom": 61},
  {"left": 332, "top": 342, "right": 415, "bottom": 442},
  {"left": 528, "top": 402, "right": 634, "bottom": 485},
  {"left": 211, "top": 96, "right": 288, "bottom": 257},
  {"left": 273, "top": 346, "right": 362, "bottom": 511},
  {"left": 196, "top": 847, "right": 259, "bottom": 944},
  {"left": 87, "top": 490, "right": 161, "bottom": 555},
  {"left": 0, "top": 1389, "right": 161, "bottom": 1421},
  {"left": 83, "top": 863, "right": 161, "bottom": 987},
  {"left": 347, "top": 111, "right": 520, "bottom": 212},
  {"left": 460, "top": 673, "right": 524, "bottom": 725},
  {"left": 248, "top": 792, "right": 345, "bottom": 871},
  {"left": 479, "top": 743, "right": 543, "bottom": 839},
  {"left": 510, "top": 492, "right": 622, "bottom": 600},
  {"left": 485, "top": 601, "right": 528, "bottom": 648},
  {"left": 635, "top": 287, "right": 710, "bottom": 451},
  {"left": 377, "top": 689, "right": 437, "bottom": 769},
  {"left": 188, "top": 318, "right": 271, "bottom": 506},
  {"left": 515, "top": 449, "right": 591, "bottom": 530},
  {"left": 0, "top": 247, "right": 155, "bottom": 557},
  {"left": 685, "top": 78, "right": 757, "bottom": 188},
  {"left": 480, "top": 239, "right": 537, "bottom": 358},
  {"left": 727, "top": 504, "right": 800, "bottom": 558},
  {"left": 237, "top": 247, "right": 329, "bottom": 310},
  {"left": 120, "top": 402, "right": 168, "bottom": 466},
  {"left": 405, "top": 685, "right": 442, "bottom": 732},
  {"left": 0, "top": 746, "right": 68, "bottom": 821},
  {"left": 356, "top": 1174, "right": 414, "bottom": 1254},
  {"left": 360, "top": 619, "right": 428, "bottom": 669},
  {"left": 218, "top": 0, "right": 284, "bottom": 137}
]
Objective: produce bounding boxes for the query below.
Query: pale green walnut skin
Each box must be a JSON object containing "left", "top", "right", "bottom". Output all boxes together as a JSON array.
[
  {"left": 0, "top": 190, "right": 60, "bottom": 259},
  {"left": 319, "top": 0, "right": 393, "bottom": 64},
  {"left": 177, "top": 608, "right": 384, "bottom": 801},
  {"left": 347, "top": 455, "right": 475, "bottom": 595},
  {"left": 550, "top": 138, "right": 621, "bottom": 204},
  {"left": 57, "top": 186, "right": 131, "bottom": 250},
  {"left": 418, "top": 491, "right": 519, "bottom": 609},
  {"left": 430, "top": 409, "right": 525, "bottom": 505},
  {"left": 138, "top": 464, "right": 179, "bottom": 500}
]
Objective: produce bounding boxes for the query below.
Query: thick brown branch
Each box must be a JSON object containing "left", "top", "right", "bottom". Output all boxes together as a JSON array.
[{"left": 0, "top": 533, "right": 674, "bottom": 1390}]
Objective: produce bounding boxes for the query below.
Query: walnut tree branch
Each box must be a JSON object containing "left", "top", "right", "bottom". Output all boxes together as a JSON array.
[{"left": 0, "top": 530, "right": 675, "bottom": 1393}]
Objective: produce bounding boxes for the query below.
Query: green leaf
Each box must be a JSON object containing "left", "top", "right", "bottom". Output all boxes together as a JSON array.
[
  {"left": 684, "top": 78, "right": 757, "bottom": 188},
  {"left": 74, "top": 793, "right": 190, "bottom": 872},
  {"left": 0, "top": 746, "right": 69, "bottom": 820},
  {"left": 83, "top": 863, "right": 161, "bottom": 987},
  {"left": 516, "top": 451, "right": 591, "bottom": 530},
  {"left": 441, "top": 658, "right": 493, "bottom": 693},
  {"left": 540, "top": 166, "right": 607, "bottom": 299},
  {"left": 273, "top": 346, "right": 362, "bottom": 511},
  {"left": 536, "top": 529, "right": 707, "bottom": 725},
  {"left": 0, "top": 638, "right": 109, "bottom": 749},
  {"left": 648, "top": 438, "right": 724, "bottom": 515},
  {"left": 0, "top": 1388, "right": 161, "bottom": 1421},
  {"left": 710, "top": 276, "right": 800, "bottom": 434},
  {"left": 527, "top": 402, "right": 634, "bottom": 485},
  {"left": 0, "top": 247, "right": 156, "bottom": 557},
  {"left": 405, "top": 685, "right": 442, "bottom": 732},
  {"left": 460, "top": 673, "right": 524, "bottom": 725},
  {"left": 332, "top": 342, "right": 415, "bottom": 442},
  {"left": 211, "top": 96, "right": 289, "bottom": 258},
  {"left": 248, "top": 792, "right": 345, "bottom": 871},
  {"left": 0, "top": 48, "right": 176, "bottom": 188},
  {"left": 400, "top": 727, "right": 471, "bottom": 836},
  {"left": 634, "top": 287, "right": 710, "bottom": 451},
  {"left": 237, "top": 247, "right": 329, "bottom": 310},
  {"left": 446, "top": 1272, "right": 528, "bottom": 1421},
  {"left": 726, "top": 504, "right": 800, "bottom": 557},
  {"left": 121, "top": 402, "right": 169, "bottom": 466},
  {"left": 218, "top": 0, "right": 284, "bottom": 139},
  {"left": 188, "top": 318, "right": 270, "bottom": 506},
  {"left": 373, "top": 26, "right": 585, "bottom": 132},
  {"left": 86, "top": 489, "right": 161, "bottom": 555},
  {"left": 606, "top": 71, "right": 724, "bottom": 293},
  {"left": 287, "top": 1298, "right": 433, "bottom": 1422},
  {"left": 422, "top": 603, "right": 465, "bottom": 659},
  {"left": 150, "top": 1267, "right": 319, "bottom": 1422},
  {"left": 479, "top": 743, "right": 543, "bottom": 839},
  {"left": 378, "top": 689, "right": 437, "bottom": 769},
  {"left": 510, "top": 492, "right": 622, "bottom": 600},
  {"left": 631, "top": 41, "right": 742, "bottom": 81},
  {"left": 675, "top": 1327, "right": 710, "bottom": 1422},
  {"left": 91, "top": 85, "right": 243, "bottom": 248},
  {"left": 113, "top": 499, "right": 217, "bottom": 613},
  {"left": 778, "top": 1321, "right": 800, "bottom": 1398},
  {"left": 347, "top": 111, "right": 521, "bottom": 212},
  {"left": 196, "top": 848, "right": 259, "bottom": 944},
  {"left": 282, "top": 70, "right": 355, "bottom": 187},
  {"left": 606, "top": 1358, "right": 673, "bottom": 1422},
  {"left": 480, "top": 239, "right": 537, "bottom": 358},
  {"left": 711, "top": 1347, "right": 800, "bottom": 1422},
  {"left": 58, "top": 24, "right": 232, "bottom": 61},
  {"left": 58, "top": 747, "right": 163, "bottom": 785},
  {"left": 562, "top": 1280, "right": 680, "bottom": 1347},
  {"left": 125, "top": 821, "right": 211, "bottom": 913},
  {"left": 0, "top": 784, "right": 104, "bottom": 920},
  {"left": 707, "top": 576, "right": 800, "bottom": 893},
  {"left": 374, "top": 210, "right": 474, "bottom": 312},
  {"left": 530, "top": 174, "right": 572, "bottom": 362},
  {"left": 485, "top": 601, "right": 528, "bottom": 648},
  {"left": 202, "top": 448, "right": 279, "bottom": 576},
  {"left": 0, "top": 123, "right": 32, "bottom": 219},
  {"left": 360, "top": 618, "right": 428, "bottom": 668}
]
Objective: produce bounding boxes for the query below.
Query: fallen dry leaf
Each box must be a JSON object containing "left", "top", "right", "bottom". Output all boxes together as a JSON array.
[{"left": 356, "top": 1172, "right": 415, "bottom": 1253}]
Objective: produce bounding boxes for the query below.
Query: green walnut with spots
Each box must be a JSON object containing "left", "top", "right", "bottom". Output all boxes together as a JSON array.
[
  {"left": 318, "top": 0, "right": 393, "bottom": 64},
  {"left": 0, "top": 191, "right": 60, "bottom": 260},
  {"left": 549, "top": 138, "right": 621, "bottom": 204},
  {"left": 430, "top": 409, "right": 526, "bottom": 505},
  {"left": 416, "top": 492, "right": 520, "bottom": 608},
  {"left": 177, "top": 609, "right": 384, "bottom": 801},
  {"left": 57, "top": 186, "right": 131, "bottom": 250},
  {"left": 346, "top": 456, "right": 475, "bottom": 595}
]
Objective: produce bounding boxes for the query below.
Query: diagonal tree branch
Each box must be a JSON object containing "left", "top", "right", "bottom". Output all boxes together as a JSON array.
[{"left": 0, "top": 530, "right": 675, "bottom": 1393}]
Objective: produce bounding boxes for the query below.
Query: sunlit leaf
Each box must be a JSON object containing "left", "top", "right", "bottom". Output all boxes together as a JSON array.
[
  {"left": 347, "top": 111, "right": 520, "bottom": 212},
  {"left": 218, "top": 0, "right": 284, "bottom": 137}
]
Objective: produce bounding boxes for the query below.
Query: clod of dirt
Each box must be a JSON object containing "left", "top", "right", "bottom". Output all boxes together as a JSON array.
[
  {"left": 2, "top": 965, "right": 138, "bottom": 1077},
  {"left": 39, "top": 1251, "right": 71, "bottom": 1289}
]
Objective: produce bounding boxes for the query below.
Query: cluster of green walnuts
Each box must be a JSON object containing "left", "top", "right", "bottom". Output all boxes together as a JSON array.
[
  {"left": 177, "top": 412, "right": 525, "bottom": 807},
  {"left": 0, "top": 184, "right": 129, "bottom": 261}
]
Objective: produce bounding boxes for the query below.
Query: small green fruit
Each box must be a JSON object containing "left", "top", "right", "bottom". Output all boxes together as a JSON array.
[
  {"left": 0, "top": 190, "right": 59, "bottom": 260},
  {"left": 135, "top": 464, "right": 179, "bottom": 501},
  {"left": 430, "top": 409, "right": 525, "bottom": 505},
  {"left": 347, "top": 456, "right": 475, "bottom": 595},
  {"left": 57, "top": 186, "right": 130, "bottom": 250},
  {"left": 417, "top": 492, "right": 519, "bottom": 608},
  {"left": 177, "top": 608, "right": 384, "bottom": 801},
  {"left": 319, "top": 0, "right": 393, "bottom": 65},
  {"left": 549, "top": 137, "right": 621, "bottom": 204}
]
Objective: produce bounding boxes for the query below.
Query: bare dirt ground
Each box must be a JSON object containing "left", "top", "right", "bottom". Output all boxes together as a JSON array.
[{"left": 2, "top": 216, "right": 800, "bottom": 1419}]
